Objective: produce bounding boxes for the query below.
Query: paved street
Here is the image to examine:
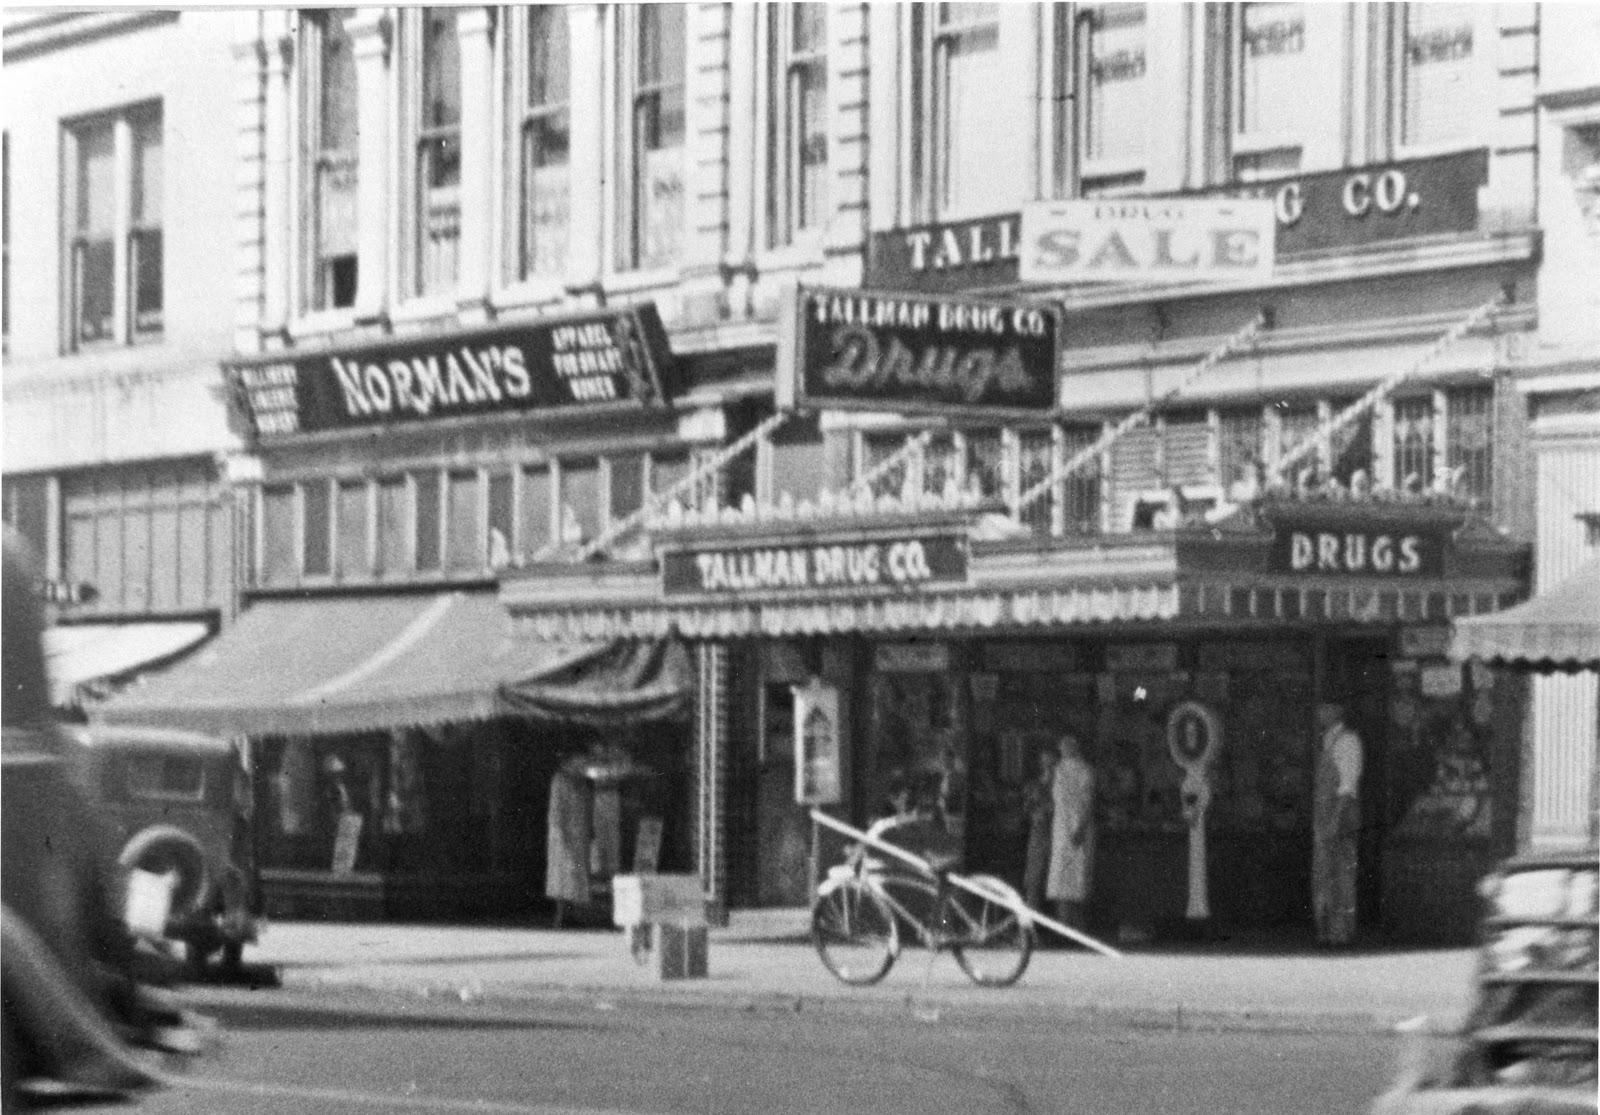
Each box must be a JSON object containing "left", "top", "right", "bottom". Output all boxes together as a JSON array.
[{"left": 107, "top": 987, "right": 1397, "bottom": 1115}]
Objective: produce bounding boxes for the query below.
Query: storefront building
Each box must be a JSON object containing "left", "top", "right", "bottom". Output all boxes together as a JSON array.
[{"left": 2, "top": 12, "right": 244, "bottom": 706}]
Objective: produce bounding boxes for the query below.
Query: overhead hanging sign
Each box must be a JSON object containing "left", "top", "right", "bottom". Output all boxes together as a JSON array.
[
  {"left": 776, "top": 285, "right": 1060, "bottom": 416},
  {"left": 1267, "top": 519, "right": 1448, "bottom": 578},
  {"left": 226, "top": 304, "right": 676, "bottom": 439},
  {"left": 1020, "top": 197, "right": 1277, "bottom": 284}
]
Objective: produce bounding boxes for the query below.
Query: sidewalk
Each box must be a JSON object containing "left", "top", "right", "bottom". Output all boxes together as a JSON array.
[{"left": 222, "top": 913, "right": 1480, "bottom": 1036}]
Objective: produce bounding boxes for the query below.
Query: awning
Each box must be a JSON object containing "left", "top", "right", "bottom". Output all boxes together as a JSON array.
[
  {"left": 1449, "top": 560, "right": 1600, "bottom": 673},
  {"left": 93, "top": 591, "right": 690, "bottom": 737},
  {"left": 500, "top": 639, "right": 691, "bottom": 726},
  {"left": 45, "top": 621, "right": 211, "bottom": 707}
]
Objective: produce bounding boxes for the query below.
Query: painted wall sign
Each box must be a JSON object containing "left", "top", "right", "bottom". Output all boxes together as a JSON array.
[
  {"left": 776, "top": 285, "right": 1059, "bottom": 415},
  {"left": 1269, "top": 524, "right": 1447, "bottom": 577},
  {"left": 1020, "top": 198, "right": 1277, "bottom": 284},
  {"left": 226, "top": 305, "right": 675, "bottom": 439},
  {"left": 870, "top": 149, "right": 1488, "bottom": 291},
  {"left": 661, "top": 533, "right": 969, "bottom": 599}
]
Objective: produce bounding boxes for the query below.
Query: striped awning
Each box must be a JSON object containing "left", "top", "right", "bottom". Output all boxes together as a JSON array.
[{"left": 1449, "top": 560, "right": 1600, "bottom": 673}]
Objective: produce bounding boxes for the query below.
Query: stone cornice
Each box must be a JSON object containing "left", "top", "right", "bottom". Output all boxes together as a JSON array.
[{"left": 2, "top": 10, "right": 177, "bottom": 63}]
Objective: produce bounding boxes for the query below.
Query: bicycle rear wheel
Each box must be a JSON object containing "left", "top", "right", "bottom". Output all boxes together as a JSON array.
[
  {"left": 812, "top": 879, "right": 898, "bottom": 986},
  {"left": 946, "top": 874, "right": 1033, "bottom": 987}
]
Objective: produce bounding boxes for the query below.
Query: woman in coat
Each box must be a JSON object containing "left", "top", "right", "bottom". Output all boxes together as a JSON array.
[{"left": 1045, "top": 734, "right": 1096, "bottom": 930}]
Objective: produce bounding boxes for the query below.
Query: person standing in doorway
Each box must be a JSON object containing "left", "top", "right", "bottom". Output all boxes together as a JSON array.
[
  {"left": 1022, "top": 743, "right": 1057, "bottom": 912},
  {"left": 1313, "top": 703, "right": 1364, "bottom": 946},
  {"left": 1047, "top": 734, "right": 1096, "bottom": 931}
]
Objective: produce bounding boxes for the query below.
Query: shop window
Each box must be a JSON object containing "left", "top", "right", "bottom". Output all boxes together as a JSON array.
[
  {"left": 1392, "top": 395, "right": 1436, "bottom": 492},
  {"left": 915, "top": 3, "right": 1012, "bottom": 220},
  {"left": 920, "top": 430, "right": 961, "bottom": 498},
  {"left": 1016, "top": 429, "right": 1054, "bottom": 535},
  {"left": 261, "top": 484, "right": 298, "bottom": 585},
  {"left": 520, "top": 463, "right": 553, "bottom": 559},
  {"left": 1272, "top": 401, "right": 1320, "bottom": 478},
  {"left": 608, "top": 455, "right": 645, "bottom": 523},
  {"left": 862, "top": 431, "right": 910, "bottom": 500},
  {"left": 1077, "top": 4, "right": 1147, "bottom": 195},
  {"left": 411, "top": 8, "right": 462, "bottom": 297},
  {"left": 1446, "top": 385, "right": 1493, "bottom": 506},
  {"left": 1329, "top": 402, "right": 1373, "bottom": 487},
  {"left": 559, "top": 459, "right": 601, "bottom": 546},
  {"left": 65, "top": 102, "right": 162, "bottom": 350},
  {"left": 1397, "top": 3, "right": 1478, "bottom": 151},
  {"left": 1060, "top": 425, "right": 1103, "bottom": 533},
  {"left": 302, "top": 9, "right": 359, "bottom": 312},
  {"left": 302, "top": 480, "right": 332, "bottom": 576},
  {"left": 765, "top": 3, "right": 828, "bottom": 247},
  {"left": 376, "top": 476, "right": 409, "bottom": 575},
  {"left": 414, "top": 470, "right": 441, "bottom": 572},
  {"left": 445, "top": 470, "right": 481, "bottom": 571},
  {"left": 649, "top": 451, "right": 692, "bottom": 513},
  {"left": 618, "top": 4, "right": 685, "bottom": 271},
  {"left": 487, "top": 472, "right": 514, "bottom": 568},
  {"left": 2, "top": 475, "right": 51, "bottom": 569},
  {"left": 516, "top": 4, "right": 571, "bottom": 282},
  {"left": 336, "top": 478, "right": 369, "bottom": 578},
  {"left": 1218, "top": 409, "right": 1263, "bottom": 496},
  {"left": 966, "top": 430, "right": 1005, "bottom": 501}
]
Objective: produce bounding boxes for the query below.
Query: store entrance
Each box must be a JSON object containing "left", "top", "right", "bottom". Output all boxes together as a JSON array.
[{"left": 1321, "top": 635, "right": 1393, "bottom": 935}]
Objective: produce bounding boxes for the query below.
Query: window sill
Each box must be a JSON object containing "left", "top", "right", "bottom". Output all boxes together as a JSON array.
[
  {"left": 754, "top": 241, "right": 826, "bottom": 276},
  {"left": 1392, "top": 139, "right": 1489, "bottom": 163},
  {"left": 287, "top": 308, "right": 360, "bottom": 343},
  {"left": 491, "top": 278, "right": 568, "bottom": 316},
  {"left": 389, "top": 294, "right": 462, "bottom": 330},
  {"left": 602, "top": 266, "right": 682, "bottom": 297}
]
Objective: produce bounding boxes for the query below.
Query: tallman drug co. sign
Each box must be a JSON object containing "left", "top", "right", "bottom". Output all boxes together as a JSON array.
[
  {"left": 661, "top": 532, "right": 970, "bottom": 600},
  {"left": 776, "top": 285, "right": 1060, "bottom": 416}
]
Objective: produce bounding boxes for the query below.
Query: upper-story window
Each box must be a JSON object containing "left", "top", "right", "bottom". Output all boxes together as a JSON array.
[
  {"left": 64, "top": 102, "right": 162, "bottom": 349},
  {"left": 302, "top": 9, "right": 359, "bottom": 312},
  {"left": 1076, "top": 3, "right": 1148, "bottom": 196},
  {"left": 766, "top": 3, "right": 828, "bottom": 247},
  {"left": 618, "top": 4, "right": 685, "bottom": 271},
  {"left": 1231, "top": 3, "right": 1341, "bottom": 181},
  {"left": 516, "top": 5, "right": 571, "bottom": 282},
  {"left": 917, "top": 3, "right": 1010, "bottom": 220},
  {"left": 1396, "top": 3, "right": 1479, "bottom": 151},
  {"left": 411, "top": 8, "right": 461, "bottom": 297}
]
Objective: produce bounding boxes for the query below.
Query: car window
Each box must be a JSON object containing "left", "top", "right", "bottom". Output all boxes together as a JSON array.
[{"left": 126, "top": 754, "right": 207, "bottom": 802}]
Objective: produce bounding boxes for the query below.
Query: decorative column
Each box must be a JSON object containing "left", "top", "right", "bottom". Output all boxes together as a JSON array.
[
  {"left": 348, "top": 9, "right": 391, "bottom": 325},
  {"left": 564, "top": 4, "right": 604, "bottom": 300},
  {"left": 455, "top": 6, "right": 496, "bottom": 321},
  {"left": 695, "top": 643, "right": 730, "bottom": 924},
  {"left": 260, "top": 25, "right": 294, "bottom": 337}
]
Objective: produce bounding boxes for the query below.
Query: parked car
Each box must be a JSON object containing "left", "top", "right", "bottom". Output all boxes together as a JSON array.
[
  {"left": 2, "top": 531, "right": 163, "bottom": 1107},
  {"left": 1371, "top": 849, "right": 1598, "bottom": 1115},
  {"left": 67, "top": 723, "right": 261, "bottom": 977}
]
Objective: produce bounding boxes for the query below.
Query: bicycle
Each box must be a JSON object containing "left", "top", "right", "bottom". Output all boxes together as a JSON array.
[{"left": 811, "top": 814, "right": 1034, "bottom": 987}]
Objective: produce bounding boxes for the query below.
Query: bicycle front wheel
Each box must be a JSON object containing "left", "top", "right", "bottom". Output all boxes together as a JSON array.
[
  {"left": 946, "top": 874, "right": 1033, "bottom": 988},
  {"left": 812, "top": 879, "right": 899, "bottom": 986}
]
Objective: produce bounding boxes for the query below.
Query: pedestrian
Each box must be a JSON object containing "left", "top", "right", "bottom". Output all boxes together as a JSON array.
[
  {"left": 1022, "top": 743, "right": 1057, "bottom": 911},
  {"left": 1312, "top": 702, "right": 1364, "bottom": 945},
  {"left": 1046, "top": 733, "right": 1096, "bottom": 931}
]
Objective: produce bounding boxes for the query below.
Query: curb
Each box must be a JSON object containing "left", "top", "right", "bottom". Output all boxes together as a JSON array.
[{"left": 185, "top": 969, "right": 1442, "bottom": 1037}]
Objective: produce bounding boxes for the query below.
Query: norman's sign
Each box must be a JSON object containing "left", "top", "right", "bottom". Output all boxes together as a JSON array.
[
  {"left": 226, "top": 305, "right": 674, "bottom": 439},
  {"left": 662, "top": 533, "right": 969, "bottom": 600},
  {"left": 777, "top": 286, "right": 1059, "bottom": 416},
  {"left": 1269, "top": 524, "right": 1446, "bottom": 578}
]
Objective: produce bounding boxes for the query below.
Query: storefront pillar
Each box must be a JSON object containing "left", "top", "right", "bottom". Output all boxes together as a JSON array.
[{"left": 694, "top": 642, "right": 730, "bottom": 924}]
